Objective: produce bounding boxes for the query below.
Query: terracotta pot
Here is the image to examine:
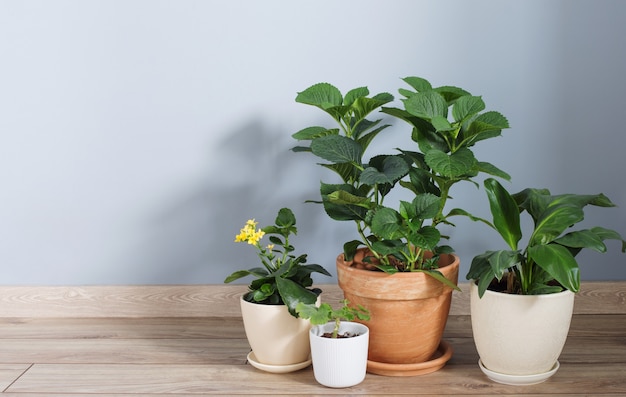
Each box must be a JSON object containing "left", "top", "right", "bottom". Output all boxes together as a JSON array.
[
  {"left": 336, "top": 248, "right": 459, "bottom": 375},
  {"left": 240, "top": 297, "right": 311, "bottom": 366},
  {"left": 470, "top": 281, "right": 575, "bottom": 381}
]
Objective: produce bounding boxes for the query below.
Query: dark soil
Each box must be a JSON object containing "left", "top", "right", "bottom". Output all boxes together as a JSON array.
[{"left": 321, "top": 332, "right": 362, "bottom": 339}]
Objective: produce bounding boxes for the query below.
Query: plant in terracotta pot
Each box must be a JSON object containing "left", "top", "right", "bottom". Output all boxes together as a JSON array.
[
  {"left": 292, "top": 76, "right": 510, "bottom": 375},
  {"left": 467, "top": 178, "right": 625, "bottom": 385},
  {"left": 224, "top": 207, "right": 331, "bottom": 370},
  {"left": 296, "top": 300, "right": 370, "bottom": 388}
]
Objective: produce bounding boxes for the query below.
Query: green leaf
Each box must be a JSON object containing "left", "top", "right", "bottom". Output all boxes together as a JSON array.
[
  {"left": 402, "top": 76, "right": 432, "bottom": 92},
  {"left": 360, "top": 155, "right": 409, "bottom": 185},
  {"left": 425, "top": 147, "right": 477, "bottom": 178},
  {"left": 344, "top": 86, "right": 369, "bottom": 106},
  {"left": 452, "top": 96, "right": 485, "bottom": 122},
  {"left": 311, "top": 135, "right": 362, "bottom": 164},
  {"left": 434, "top": 85, "right": 472, "bottom": 103},
  {"left": 464, "top": 111, "right": 509, "bottom": 145},
  {"left": 370, "top": 208, "right": 403, "bottom": 239},
  {"left": 487, "top": 250, "right": 522, "bottom": 279},
  {"left": 554, "top": 230, "right": 607, "bottom": 253},
  {"left": 356, "top": 123, "right": 391, "bottom": 152},
  {"left": 407, "top": 226, "right": 440, "bottom": 251},
  {"left": 484, "top": 178, "right": 522, "bottom": 250},
  {"left": 292, "top": 126, "right": 334, "bottom": 140},
  {"left": 320, "top": 183, "right": 368, "bottom": 221},
  {"left": 528, "top": 244, "right": 580, "bottom": 292},
  {"left": 295, "top": 82, "right": 342, "bottom": 109},
  {"left": 431, "top": 116, "right": 453, "bottom": 132},
  {"left": 403, "top": 91, "right": 448, "bottom": 119},
  {"left": 530, "top": 205, "right": 584, "bottom": 245},
  {"left": 446, "top": 208, "right": 493, "bottom": 227},
  {"left": 275, "top": 208, "right": 296, "bottom": 228},
  {"left": 326, "top": 189, "right": 372, "bottom": 208},
  {"left": 590, "top": 227, "right": 626, "bottom": 252},
  {"left": 352, "top": 95, "right": 394, "bottom": 123},
  {"left": 477, "top": 161, "right": 511, "bottom": 181},
  {"left": 343, "top": 240, "right": 364, "bottom": 261},
  {"left": 223, "top": 268, "right": 268, "bottom": 283},
  {"left": 418, "top": 269, "right": 460, "bottom": 291},
  {"left": 276, "top": 277, "right": 320, "bottom": 316},
  {"left": 412, "top": 193, "right": 441, "bottom": 219}
]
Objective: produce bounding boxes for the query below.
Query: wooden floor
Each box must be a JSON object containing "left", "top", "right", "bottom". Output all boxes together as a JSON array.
[{"left": 0, "top": 282, "right": 624, "bottom": 396}]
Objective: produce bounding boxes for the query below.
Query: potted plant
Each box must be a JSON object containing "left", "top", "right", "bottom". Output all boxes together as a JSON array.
[
  {"left": 292, "top": 77, "right": 510, "bottom": 375},
  {"left": 296, "top": 300, "right": 370, "bottom": 388},
  {"left": 467, "top": 178, "right": 625, "bottom": 385},
  {"left": 224, "top": 207, "right": 331, "bottom": 371}
]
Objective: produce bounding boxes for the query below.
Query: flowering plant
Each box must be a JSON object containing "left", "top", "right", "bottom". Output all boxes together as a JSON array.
[{"left": 224, "top": 207, "right": 331, "bottom": 316}]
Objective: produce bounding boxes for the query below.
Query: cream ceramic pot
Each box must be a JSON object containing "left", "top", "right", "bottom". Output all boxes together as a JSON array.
[
  {"left": 470, "top": 281, "right": 575, "bottom": 376},
  {"left": 240, "top": 297, "right": 312, "bottom": 365}
]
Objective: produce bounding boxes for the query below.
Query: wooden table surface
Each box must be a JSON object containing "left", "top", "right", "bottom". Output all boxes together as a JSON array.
[{"left": 0, "top": 282, "right": 624, "bottom": 395}]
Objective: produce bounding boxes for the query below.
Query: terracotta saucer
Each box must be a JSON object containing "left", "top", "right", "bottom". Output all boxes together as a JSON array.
[{"left": 366, "top": 340, "right": 453, "bottom": 376}]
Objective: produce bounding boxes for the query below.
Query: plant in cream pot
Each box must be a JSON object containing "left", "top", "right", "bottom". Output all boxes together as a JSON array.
[
  {"left": 293, "top": 77, "right": 510, "bottom": 375},
  {"left": 224, "top": 207, "right": 331, "bottom": 371},
  {"left": 467, "top": 178, "right": 625, "bottom": 385}
]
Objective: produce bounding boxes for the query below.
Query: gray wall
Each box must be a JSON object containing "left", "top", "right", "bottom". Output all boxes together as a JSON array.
[{"left": 1, "top": 0, "right": 625, "bottom": 285}]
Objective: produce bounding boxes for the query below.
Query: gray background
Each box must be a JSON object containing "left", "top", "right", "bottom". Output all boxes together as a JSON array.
[{"left": 1, "top": 0, "right": 625, "bottom": 285}]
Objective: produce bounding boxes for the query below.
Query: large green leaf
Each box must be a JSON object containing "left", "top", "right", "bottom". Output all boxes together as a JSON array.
[
  {"left": 320, "top": 182, "right": 368, "bottom": 221},
  {"left": 344, "top": 86, "right": 369, "bottom": 106},
  {"left": 452, "top": 96, "right": 485, "bottom": 123},
  {"left": 411, "top": 193, "right": 441, "bottom": 219},
  {"left": 590, "top": 227, "right": 626, "bottom": 252},
  {"left": 425, "top": 147, "right": 477, "bottom": 178},
  {"left": 370, "top": 208, "right": 403, "bottom": 239},
  {"left": 352, "top": 95, "right": 394, "bottom": 123},
  {"left": 223, "top": 268, "right": 269, "bottom": 283},
  {"left": 487, "top": 250, "right": 522, "bottom": 279},
  {"left": 554, "top": 230, "right": 607, "bottom": 253},
  {"left": 477, "top": 161, "right": 511, "bottom": 181},
  {"left": 433, "top": 85, "right": 472, "bottom": 103},
  {"left": 530, "top": 205, "right": 584, "bottom": 245},
  {"left": 360, "top": 155, "right": 409, "bottom": 185},
  {"left": 275, "top": 277, "right": 319, "bottom": 316},
  {"left": 464, "top": 111, "right": 509, "bottom": 145},
  {"left": 295, "top": 83, "right": 343, "bottom": 109},
  {"left": 484, "top": 178, "right": 522, "bottom": 250},
  {"left": 407, "top": 226, "right": 440, "bottom": 251},
  {"left": 292, "top": 126, "right": 335, "bottom": 140},
  {"left": 326, "top": 189, "right": 372, "bottom": 208},
  {"left": 528, "top": 244, "right": 580, "bottom": 292},
  {"left": 311, "top": 135, "right": 362, "bottom": 164},
  {"left": 402, "top": 76, "right": 432, "bottom": 92},
  {"left": 403, "top": 91, "right": 448, "bottom": 119},
  {"left": 320, "top": 162, "right": 359, "bottom": 183}
]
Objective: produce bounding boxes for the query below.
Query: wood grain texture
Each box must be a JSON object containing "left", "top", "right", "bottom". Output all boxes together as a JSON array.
[
  {"left": 1, "top": 282, "right": 624, "bottom": 318},
  {"left": 0, "top": 282, "right": 624, "bottom": 395}
]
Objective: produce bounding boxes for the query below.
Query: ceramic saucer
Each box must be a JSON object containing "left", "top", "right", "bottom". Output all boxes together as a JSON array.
[
  {"left": 246, "top": 351, "right": 311, "bottom": 373},
  {"left": 478, "top": 359, "right": 560, "bottom": 385},
  {"left": 366, "top": 340, "right": 453, "bottom": 376}
]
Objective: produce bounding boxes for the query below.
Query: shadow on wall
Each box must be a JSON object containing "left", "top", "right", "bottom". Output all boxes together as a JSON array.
[{"left": 137, "top": 119, "right": 341, "bottom": 284}]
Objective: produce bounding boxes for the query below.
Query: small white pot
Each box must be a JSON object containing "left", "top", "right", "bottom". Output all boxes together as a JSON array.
[
  {"left": 470, "top": 281, "right": 575, "bottom": 380},
  {"left": 240, "top": 297, "right": 311, "bottom": 366},
  {"left": 309, "top": 321, "right": 369, "bottom": 388}
]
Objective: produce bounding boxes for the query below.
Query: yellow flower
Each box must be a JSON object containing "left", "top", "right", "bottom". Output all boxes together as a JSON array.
[
  {"left": 267, "top": 244, "right": 274, "bottom": 251},
  {"left": 234, "top": 219, "right": 265, "bottom": 245}
]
